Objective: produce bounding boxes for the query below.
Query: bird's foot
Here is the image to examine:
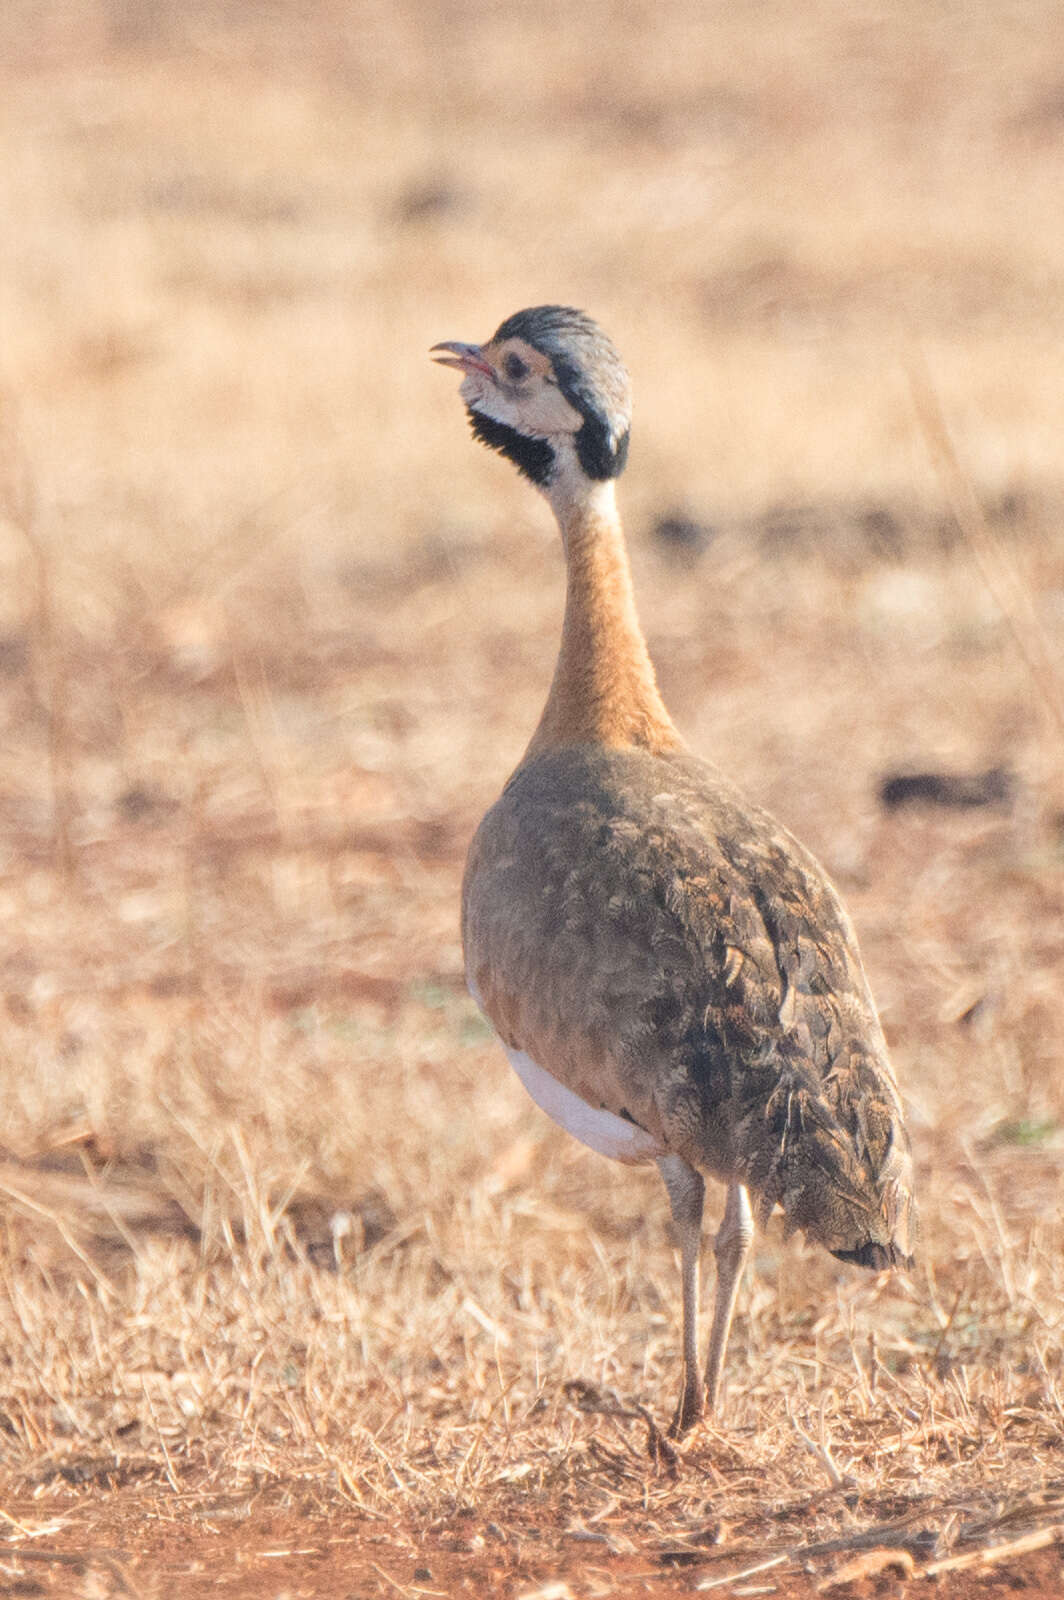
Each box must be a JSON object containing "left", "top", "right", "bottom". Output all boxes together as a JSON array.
[{"left": 668, "top": 1391, "right": 705, "bottom": 1440}]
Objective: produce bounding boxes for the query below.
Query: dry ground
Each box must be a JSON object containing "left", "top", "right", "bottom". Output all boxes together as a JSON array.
[{"left": 1, "top": 1, "right": 1064, "bottom": 1595}]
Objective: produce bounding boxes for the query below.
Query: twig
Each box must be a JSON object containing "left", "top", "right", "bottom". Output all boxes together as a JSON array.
[
  {"left": 0, "top": 1178, "right": 115, "bottom": 1300},
  {"left": 141, "top": 1376, "right": 180, "bottom": 1494},
  {"left": 908, "top": 354, "right": 1064, "bottom": 750},
  {"left": 927, "top": 1284, "right": 965, "bottom": 1373},
  {"left": 787, "top": 1403, "right": 846, "bottom": 1489},
  {"left": 921, "top": 1522, "right": 1064, "bottom": 1577},
  {"left": 695, "top": 1553, "right": 789, "bottom": 1590},
  {"left": 10, "top": 1548, "right": 140, "bottom": 1596},
  {"left": 371, "top": 1561, "right": 416, "bottom": 1597},
  {"left": 562, "top": 1380, "right": 678, "bottom": 1470},
  {"left": 0, "top": 417, "right": 76, "bottom": 877},
  {"left": 818, "top": 1548, "right": 915, "bottom": 1591}
]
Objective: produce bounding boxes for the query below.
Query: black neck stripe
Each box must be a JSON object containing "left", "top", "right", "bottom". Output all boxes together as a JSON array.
[{"left": 467, "top": 409, "right": 556, "bottom": 486}]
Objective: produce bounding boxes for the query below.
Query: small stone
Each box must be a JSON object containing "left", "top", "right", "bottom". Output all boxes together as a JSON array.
[
  {"left": 878, "top": 767, "right": 1014, "bottom": 812},
  {"left": 651, "top": 512, "right": 714, "bottom": 562}
]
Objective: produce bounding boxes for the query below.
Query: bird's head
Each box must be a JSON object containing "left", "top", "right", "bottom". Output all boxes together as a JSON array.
[{"left": 431, "top": 306, "right": 631, "bottom": 498}]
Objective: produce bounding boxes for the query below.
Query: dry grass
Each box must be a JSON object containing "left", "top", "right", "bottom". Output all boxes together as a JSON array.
[{"left": 0, "top": 1, "right": 1063, "bottom": 1591}]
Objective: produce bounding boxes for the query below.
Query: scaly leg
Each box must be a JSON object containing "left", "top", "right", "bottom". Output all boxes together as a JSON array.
[
  {"left": 657, "top": 1154, "right": 706, "bottom": 1436},
  {"left": 703, "top": 1182, "right": 754, "bottom": 1413}
]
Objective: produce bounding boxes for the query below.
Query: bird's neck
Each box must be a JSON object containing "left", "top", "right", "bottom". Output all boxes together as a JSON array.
[{"left": 525, "top": 480, "right": 680, "bottom": 759}]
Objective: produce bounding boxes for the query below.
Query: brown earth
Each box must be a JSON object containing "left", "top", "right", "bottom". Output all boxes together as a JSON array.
[{"left": 3, "top": 1487, "right": 1064, "bottom": 1599}]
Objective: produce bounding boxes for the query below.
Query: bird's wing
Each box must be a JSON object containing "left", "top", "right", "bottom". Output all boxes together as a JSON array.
[{"left": 463, "top": 743, "right": 913, "bottom": 1258}]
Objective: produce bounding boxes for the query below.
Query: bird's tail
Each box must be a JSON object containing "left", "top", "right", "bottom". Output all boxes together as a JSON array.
[
  {"left": 736, "top": 1062, "right": 916, "bottom": 1271},
  {"left": 832, "top": 1237, "right": 911, "bottom": 1271}
]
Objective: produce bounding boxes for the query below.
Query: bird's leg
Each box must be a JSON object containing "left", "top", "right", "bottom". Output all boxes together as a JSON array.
[
  {"left": 657, "top": 1154, "right": 706, "bottom": 1437},
  {"left": 704, "top": 1182, "right": 754, "bottom": 1414}
]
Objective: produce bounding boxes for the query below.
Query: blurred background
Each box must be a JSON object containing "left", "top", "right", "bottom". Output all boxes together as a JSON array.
[{"left": 0, "top": 0, "right": 1062, "bottom": 1530}]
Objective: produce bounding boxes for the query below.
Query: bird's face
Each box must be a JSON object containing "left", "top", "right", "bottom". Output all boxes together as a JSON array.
[
  {"left": 432, "top": 306, "right": 631, "bottom": 492},
  {"left": 432, "top": 334, "right": 586, "bottom": 440}
]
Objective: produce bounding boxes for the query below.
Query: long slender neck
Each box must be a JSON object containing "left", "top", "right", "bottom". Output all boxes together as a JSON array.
[{"left": 524, "top": 479, "right": 680, "bottom": 759}]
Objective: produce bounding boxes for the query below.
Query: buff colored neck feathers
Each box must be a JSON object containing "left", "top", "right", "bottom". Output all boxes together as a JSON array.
[{"left": 525, "top": 481, "right": 680, "bottom": 759}]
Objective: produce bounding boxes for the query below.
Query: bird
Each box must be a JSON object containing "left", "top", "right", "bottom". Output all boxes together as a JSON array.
[{"left": 431, "top": 305, "right": 915, "bottom": 1435}]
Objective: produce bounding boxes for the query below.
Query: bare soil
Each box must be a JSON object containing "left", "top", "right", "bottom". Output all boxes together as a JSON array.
[{"left": 3, "top": 1486, "right": 1064, "bottom": 1598}]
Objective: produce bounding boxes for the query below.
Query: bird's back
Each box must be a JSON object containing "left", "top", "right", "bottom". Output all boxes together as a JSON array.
[{"left": 463, "top": 742, "right": 915, "bottom": 1267}]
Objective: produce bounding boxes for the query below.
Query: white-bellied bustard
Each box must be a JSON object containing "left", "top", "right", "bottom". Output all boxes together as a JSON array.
[{"left": 432, "top": 306, "right": 915, "bottom": 1434}]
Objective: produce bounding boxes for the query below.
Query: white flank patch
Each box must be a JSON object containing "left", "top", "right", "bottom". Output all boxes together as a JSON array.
[
  {"left": 502, "top": 1042, "right": 662, "bottom": 1164},
  {"left": 467, "top": 975, "right": 662, "bottom": 1163}
]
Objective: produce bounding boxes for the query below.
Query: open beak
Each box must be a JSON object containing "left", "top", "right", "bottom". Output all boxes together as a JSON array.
[{"left": 430, "top": 341, "right": 497, "bottom": 381}]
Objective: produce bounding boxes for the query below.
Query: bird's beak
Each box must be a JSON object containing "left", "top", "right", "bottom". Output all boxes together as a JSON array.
[{"left": 430, "top": 341, "right": 497, "bottom": 381}]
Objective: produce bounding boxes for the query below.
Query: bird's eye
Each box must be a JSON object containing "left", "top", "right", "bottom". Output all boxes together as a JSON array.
[{"left": 503, "top": 352, "right": 529, "bottom": 382}]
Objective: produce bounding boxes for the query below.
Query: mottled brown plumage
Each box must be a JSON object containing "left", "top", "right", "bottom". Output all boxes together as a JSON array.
[{"left": 432, "top": 305, "right": 915, "bottom": 1434}]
